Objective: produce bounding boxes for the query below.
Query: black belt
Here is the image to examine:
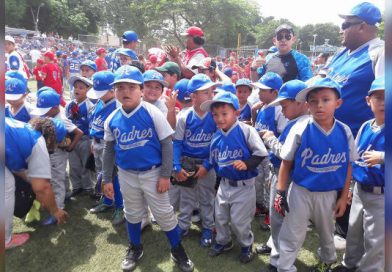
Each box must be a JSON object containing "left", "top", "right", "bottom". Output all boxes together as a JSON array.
[
  {"left": 129, "top": 164, "right": 161, "bottom": 172},
  {"left": 223, "top": 178, "right": 254, "bottom": 187},
  {"left": 359, "top": 183, "right": 384, "bottom": 194}
]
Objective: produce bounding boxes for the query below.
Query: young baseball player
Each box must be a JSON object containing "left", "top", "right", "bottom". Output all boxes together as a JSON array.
[
  {"left": 235, "top": 78, "right": 253, "bottom": 124},
  {"left": 142, "top": 70, "right": 169, "bottom": 116},
  {"left": 31, "top": 87, "right": 83, "bottom": 225},
  {"left": 199, "top": 91, "right": 268, "bottom": 263},
  {"left": 69, "top": 51, "right": 82, "bottom": 78},
  {"left": 333, "top": 77, "right": 385, "bottom": 272},
  {"left": 88, "top": 71, "right": 125, "bottom": 226},
  {"left": 255, "top": 80, "right": 309, "bottom": 271},
  {"left": 102, "top": 65, "right": 194, "bottom": 272},
  {"left": 5, "top": 76, "right": 33, "bottom": 123},
  {"left": 275, "top": 77, "right": 358, "bottom": 271},
  {"left": 173, "top": 73, "right": 221, "bottom": 246},
  {"left": 80, "top": 60, "right": 97, "bottom": 79},
  {"left": 66, "top": 75, "right": 95, "bottom": 196}
]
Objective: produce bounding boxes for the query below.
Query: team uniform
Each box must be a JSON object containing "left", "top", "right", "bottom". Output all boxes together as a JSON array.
[
  {"left": 206, "top": 121, "right": 268, "bottom": 249},
  {"left": 68, "top": 57, "right": 81, "bottom": 78},
  {"left": 5, "top": 118, "right": 51, "bottom": 245},
  {"left": 238, "top": 102, "right": 252, "bottom": 122},
  {"left": 5, "top": 102, "right": 34, "bottom": 123},
  {"left": 6, "top": 50, "right": 28, "bottom": 79},
  {"left": 342, "top": 119, "right": 385, "bottom": 271},
  {"left": 277, "top": 116, "right": 358, "bottom": 272},
  {"left": 173, "top": 107, "right": 217, "bottom": 239}
]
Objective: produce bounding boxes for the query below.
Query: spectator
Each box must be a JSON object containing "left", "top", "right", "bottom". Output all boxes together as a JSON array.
[
  {"left": 95, "top": 48, "right": 108, "bottom": 71},
  {"left": 40, "top": 51, "right": 65, "bottom": 106}
]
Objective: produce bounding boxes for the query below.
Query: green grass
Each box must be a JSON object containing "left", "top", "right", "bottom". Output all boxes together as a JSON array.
[{"left": 6, "top": 194, "right": 344, "bottom": 272}]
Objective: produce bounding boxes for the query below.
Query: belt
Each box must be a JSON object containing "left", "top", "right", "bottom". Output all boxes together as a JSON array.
[
  {"left": 129, "top": 164, "right": 161, "bottom": 172},
  {"left": 222, "top": 178, "right": 254, "bottom": 187},
  {"left": 359, "top": 183, "right": 384, "bottom": 195}
]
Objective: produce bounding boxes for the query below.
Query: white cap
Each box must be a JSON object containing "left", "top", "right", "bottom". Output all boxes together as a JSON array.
[{"left": 5, "top": 35, "right": 15, "bottom": 44}]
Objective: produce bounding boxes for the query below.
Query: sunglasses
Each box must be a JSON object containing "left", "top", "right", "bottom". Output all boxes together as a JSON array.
[
  {"left": 341, "top": 21, "right": 363, "bottom": 30},
  {"left": 276, "top": 34, "right": 292, "bottom": 41}
]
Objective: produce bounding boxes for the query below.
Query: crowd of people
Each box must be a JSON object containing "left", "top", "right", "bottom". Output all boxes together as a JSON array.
[{"left": 5, "top": 2, "right": 385, "bottom": 272}]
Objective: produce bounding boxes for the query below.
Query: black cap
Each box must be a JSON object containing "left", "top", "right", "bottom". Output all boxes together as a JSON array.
[{"left": 275, "top": 24, "right": 294, "bottom": 35}]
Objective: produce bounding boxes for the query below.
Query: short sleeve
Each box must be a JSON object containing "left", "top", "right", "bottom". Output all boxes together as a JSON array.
[
  {"left": 103, "top": 109, "right": 118, "bottom": 141},
  {"left": 280, "top": 117, "right": 309, "bottom": 161},
  {"left": 239, "top": 122, "right": 268, "bottom": 157},
  {"left": 145, "top": 103, "right": 174, "bottom": 140},
  {"left": 26, "top": 136, "right": 52, "bottom": 179},
  {"left": 173, "top": 108, "right": 190, "bottom": 141}
]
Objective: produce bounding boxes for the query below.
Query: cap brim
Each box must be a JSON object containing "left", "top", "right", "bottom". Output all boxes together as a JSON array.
[
  {"left": 180, "top": 33, "right": 190, "bottom": 36},
  {"left": 87, "top": 89, "right": 110, "bottom": 99},
  {"left": 145, "top": 79, "right": 169, "bottom": 88},
  {"left": 111, "top": 79, "right": 143, "bottom": 85},
  {"left": 155, "top": 67, "right": 168, "bottom": 73},
  {"left": 68, "top": 76, "right": 93, "bottom": 88},
  {"left": 196, "top": 82, "right": 222, "bottom": 91},
  {"left": 296, "top": 85, "right": 341, "bottom": 102},
  {"left": 250, "top": 82, "right": 273, "bottom": 90},
  {"left": 30, "top": 107, "right": 51, "bottom": 116},
  {"left": 123, "top": 39, "right": 141, "bottom": 42},
  {"left": 268, "top": 96, "right": 293, "bottom": 107},
  {"left": 5, "top": 93, "right": 24, "bottom": 101},
  {"left": 338, "top": 13, "right": 356, "bottom": 19}
]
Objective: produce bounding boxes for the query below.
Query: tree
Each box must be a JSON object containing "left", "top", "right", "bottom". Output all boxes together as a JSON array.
[{"left": 298, "top": 23, "right": 340, "bottom": 51}]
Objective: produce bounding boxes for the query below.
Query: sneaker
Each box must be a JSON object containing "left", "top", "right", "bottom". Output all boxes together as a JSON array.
[
  {"left": 200, "top": 228, "right": 213, "bottom": 247},
  {"left": 5, "top": 233, "right": 30, "bottom": 250},
  {"left": 191, "top": 210, "right": 200, "bottom": 223},
  {"left": 89, "top": 202, "right": 113, "bottom": 214},
  {"left": 121, "top": 244, "right": 143, "bottom": 271},
  {"left": 310, "top": 263, "right": 331, "bottom": 272},
  {"left": 208, "top": 241, "right": 234, "bottom": 257},
  {"left": 239, "top": 245, "right": 254, "bottom": 263},
  {"left": 112, "top": 208, "right": 125, "bottom": 226},
  {"left": 141, "top": 216, "right": 151, "bottom": 231},
  {"left": 171, "top": 243, "right": 194, "bottom": 272},
  {"left": 25, "top": 200, "right": 41, "bottom": 223},
  {"left": 334, "top": 235, "right": 346, "bottom": 250},
  {"left": 41, "top": 215, "right": 57, "bottom": 226},
  {"left": 255, "top": 244, "right": 272, "bottom": 255},
  {"left": 330, "top": 265, "right": 356, "bottom": 272}
]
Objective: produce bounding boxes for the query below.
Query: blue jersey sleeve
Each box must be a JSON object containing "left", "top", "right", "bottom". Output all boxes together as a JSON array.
[{"left": 292, "top": 51, "right": 312, "bottom": 81}]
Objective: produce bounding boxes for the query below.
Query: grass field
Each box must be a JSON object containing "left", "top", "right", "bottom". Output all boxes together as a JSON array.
[{"left": 6, "top": 193, "right": 344, "bottom": 272}]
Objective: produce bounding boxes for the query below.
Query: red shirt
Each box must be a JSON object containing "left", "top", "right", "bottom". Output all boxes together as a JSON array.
[
  {"left": 95, "top": 57, "right": 107, "bottom": 71},
  {"left": 33, "top": 66, "right": 44, "bottom": 81},
  {"left": 42, "top": 62, "right": 62, "bottom": 94}
]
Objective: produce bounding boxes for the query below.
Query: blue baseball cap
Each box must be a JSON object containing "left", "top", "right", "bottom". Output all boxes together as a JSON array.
[
  {"left": 143, "top": 70, "right": 168, "bottom": 87},
  {"left": 5, "top": 71, "right": 27, "bottom": 83},
  {"left": 187, "top": 74, "right": 222, "bottom": 94},
  {"left": 31, "top": 87, "right": 61, "bottom": 116},
  {"left": 88, "top": 71, "right": 115, "bottom": 99},
  {"left": 51, "top": 117, "right": 67, "bottom": 143},
  {"left": 174, "top": 79, "right": 191, "bottom": 102},
  {"left": 235, "top": 78, "right": 252, "bottom": 89},
  {"left": 296, "top": 77, "right": 342, "bottom": 102},
  {"left": 68, "top": 75, "right": 93, "bottom": 89},
  {"left": 56, "top": 50, "right": 62, "bottom": 56},
  {"left": 368, "top": 77, "right": 384, "bottom": 95},
  {"left": 80, "top": 60, "right": 97, "bottom": 71},
  {"left": 215, "top": 82, "right": 236, "bottom": 94},
  {"left": 5, "top": 78, "right": 27, "bottom": 101},
  {"left": 251, "top": 72, "right": 283, "bottom": 90},
  {"left": 116, "top": 48, "right": 138, "bottom": 60},
  {"left": 339, "top": 2, "right": 382, "bottom": 25},
  {"left": 269, "top": 80, "right": 307, "bottom": 106},
  {"left": 268, "top": 46, "right": 278, "bottom": 53},
  {"left": 112, "top": 65, "right": 144, "bottom": 86},
  {"left": 200, "top": 90, "right": 240, "bottom": 112},
  {"left": 122, "top": 31, "right": 141, "bottom": 43},
  {"left": 71, "top": 51, "right": 78, "bottom": 56},
  {"left": 223, "top": 67, "right": 233, "bottom": 77}
]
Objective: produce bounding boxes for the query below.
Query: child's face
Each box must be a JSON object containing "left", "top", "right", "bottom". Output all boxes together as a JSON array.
[
  {"left": 236, "top": 86, "right": 252, "bottom": 105},
  {"left": 73, "top": 81, "right": 89, "bottom": 103},
  {"left": 6, "top": 95, "right": 25, "bottom": 107},
  {"left": 366, "top": 90, "right": 384, "bottom": 120},
  {"left": 119, "top": 55, "right": 132, "bottom": 66},
  {"left": 115, "top": 82, "right": 142, "bottom": 110},
  {"left": 211, "top": 104, "right": 238, "bottom": 131},
  {"left": 306, "top": 88, "right": 342, "bottom": 123},
  {"left": 191, "top": 88, "right": 213, "bottom": 109},
  {"left": 258, "top": 88, "right": 277, "bottom": 104},
  {"left": 280, "top": 99, "right": 305, "bottom": 120},
  {"left": 80, "top": 66, "right": 95, "bottom": 78},
  {"left": 143, "top": 81, "right": 163, "bottom": 103},
  {"left": 162, "top": 72, "right": 177, "bottom": 88}
]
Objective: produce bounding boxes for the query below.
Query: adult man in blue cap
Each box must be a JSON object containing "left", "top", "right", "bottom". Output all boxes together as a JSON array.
[
  {"left": 324, "top": 1, "right": 384, "bottom": 253},
  {"left": 110, "top": 30, "right": 140, "bottom": 72}
]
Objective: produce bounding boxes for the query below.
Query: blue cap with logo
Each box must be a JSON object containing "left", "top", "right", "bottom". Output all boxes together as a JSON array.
[
  {"left": 116, "top": 48, "right": 138, "bottom": 60},
  {"left": 235, "top": 78, "right": 252, "bottom": 89},
  {"left": 251, "top": 72, "right": 283, "bottom": 90},
  {"left": 187, "top": 74, "right": 222, "bottom": 94},
  {"left": 88, "top": 71, "right": 115, "bottom": 99},
  {"left": 339, "top": 2, "right": 382, "bottom": 25},
  {"left": 296, "top": 77, "right": 342, "bottom": 102},
  {"left": 200, "top": 90, "right": 240, "bottom": 112},
  {"left": 31, "top": 87, "right": 61, "bottom": 116},
  {"left": 269, "top": 80, "right": 307, "bottom": 106},
  {"left": 215, "top": 82, "right": 236, "bottom": 94},
  {"left": 174, "top": 79, "right": 191, "bottom": 102},
  {"left": 112, "top": 65, "right": 144, "bottom": 86},
  {"left": 51, "top": 117, "right": 67, "bottom": 143},
  {"left": 368, "top": 77, "right": 384, "bottom": 95},
  {"left": 122, "top": 31, "right": 141, "bottom": 43},
  {"left": 5, "top": 71, "right": 27, "bottom": 83},
  {"left": 80, "top": 60, "right": 97, "bottom": 71},
  {"left": 5, "top": 78, "right": 27, "bottom": 101},
  {"left": 143, "top": 70, "right": 168, "bottom": 87}
]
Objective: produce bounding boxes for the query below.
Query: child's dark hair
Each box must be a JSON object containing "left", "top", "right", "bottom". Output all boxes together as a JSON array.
[
  {"left": 211, "top": 102, "right": 236, "bottom": 111},
  {"left": 29, "top": 117, "right": 56, "bottom": 154}
]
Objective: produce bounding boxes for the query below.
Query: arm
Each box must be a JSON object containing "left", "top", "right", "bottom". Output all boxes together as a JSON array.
[
  {"left": 102, "top": 140, "right": 116, "bottom": 199},
  {"left": 296, "top": 52, "right": 313, "bottom": 81},
  {"left": 164, "top": 90, "right": 177, "bottom": 129},
  {"left": 276, "top": 160, "right": 293, "bottom": 191},
  {"left": 334, "top": 164, "right": 352, "bottom": 218},
  {"left": 263, "top": 133, "right": 284, "bottom": 158},
  {"left": 157, "top": 136, "right": 173, "bottom": 193},
  {"left": 67, "top": 127, "right": 83, "bottom": 152}
]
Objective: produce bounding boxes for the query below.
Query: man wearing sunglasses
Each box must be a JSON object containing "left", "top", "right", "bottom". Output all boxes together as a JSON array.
[
  {"left": 110, "top": 30, "right": 140, "bottom": 72},
  {"left": 251, "top": 24, "right": 312, "bottom": 83}
]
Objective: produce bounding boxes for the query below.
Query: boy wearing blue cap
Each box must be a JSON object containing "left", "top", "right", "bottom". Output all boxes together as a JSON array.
[
  {"left": 275, "top": 77, "right": 358, "bottom": 271},
  {"left": 110, "top": 30, "right": 140, "bottom": 72},
  {"left": 333, "top": 77, "right": 385, "bottom": 272},
  {"left": 255, "top": 80, "right": 309, "bottom": 270},
  {"left": 5, "top": 76, "right": 33, "bottom": 123},
  {"left": 235, "top": 78, "right": 253, "bottom": 124},
  {"left": 80, "top": 60, "right": 97, "bottom": 79},
  {"left": 173, "top": 74, "right": 221, "bottom": 246},
  {"left": 87, "top": 71, "right": 125, "bottom": 226},
  {"left": 102, "top": 65, "right": 194, "bottom": 272},
  {"left": 69, "top": 51, "right": 82, "bottom": 78},
  {"left": 199, "top": 91, "right": 268, "bottom": 263},
  {"left": 31, "top": 87, "right": 83, "bottom": 225},
  {"left": 66, "top": 76, "right": 95, "bottom": 197}
]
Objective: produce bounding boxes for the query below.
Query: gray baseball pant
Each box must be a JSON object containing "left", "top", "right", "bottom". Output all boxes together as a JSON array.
[
  {"left": 69, "top": 136, "right": 94, "bottom": 190},
  {"left": 50, "top": 148, "right": 68, "bottom": 209}
]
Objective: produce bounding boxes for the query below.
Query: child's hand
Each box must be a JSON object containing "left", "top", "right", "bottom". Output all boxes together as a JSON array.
[
  {"left": 194, "top": 165, "right": 208, "bottom": 178},
  {"left": 363, "top": 150, "right": 383, "bottom": 167},
  {"left": 347, "top": 190, "right": 353, "bottom": 205},
  {"left": 233, "top": 160, "right": 247, "bottom": 171},
  {"left": 261, "top": 130, "right": 274, "bottom": 139},
  {"left": 103, "top": 183, "right": 114, "bottom": 200},
  {"left": 334, "top": 196, "right": 348, "bottom": 218},
  {"left": 175, "top": 169, "right": 190, "bottom": 182},
  {"left": 157, "top": 177, "right": 170, "bottom": 193},
  {"left": 164, "top": 90, "right": 178, "bottom": 112}
]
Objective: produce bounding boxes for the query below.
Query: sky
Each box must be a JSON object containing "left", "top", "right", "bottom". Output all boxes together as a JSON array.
[{"left": 257, "top": 0, "right": 385, "bottom": 26}]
